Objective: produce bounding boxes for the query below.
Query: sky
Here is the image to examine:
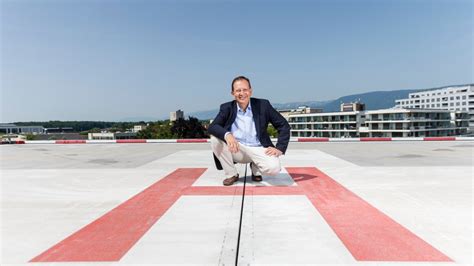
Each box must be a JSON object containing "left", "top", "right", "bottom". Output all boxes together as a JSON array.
[{"left": 1, "top": 0, "right": 472, "bottom": 122}]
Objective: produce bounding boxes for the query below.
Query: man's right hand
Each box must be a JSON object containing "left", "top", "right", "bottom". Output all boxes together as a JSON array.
[{"left": 224, "top": 133, "right": 239, "bottom": 153}]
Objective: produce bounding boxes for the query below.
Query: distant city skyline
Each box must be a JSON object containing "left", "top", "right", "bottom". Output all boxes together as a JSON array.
[{"left": 1, "top": 0, "right": 472, "bottom": 122}]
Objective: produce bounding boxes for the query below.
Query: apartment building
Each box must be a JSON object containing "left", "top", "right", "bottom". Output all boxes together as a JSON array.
[
  {"left": 288, "top": 108, "right": 469, "bottom": 138},
  {"left": 0, "top": 123, "right": 45, "bottom": 134},
  {"left": 395, "top": 84, "right": 474, "bottom": 132},
  {"left": 170, "top": 109, "right": 184, "bottom": 122},
  {"left": 288, "top": 111, "right": 363, "bottom": 138},
  {"left": 278, "top": 106, "right": 322, "bottom": 120},
  {"left": 362, "top": 109, "right": 468, "bottom": 137}
]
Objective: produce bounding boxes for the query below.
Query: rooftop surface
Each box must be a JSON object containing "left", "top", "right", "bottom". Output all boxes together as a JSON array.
[{"left": 1, "top": 141, "right": 473, "bottom": 265}]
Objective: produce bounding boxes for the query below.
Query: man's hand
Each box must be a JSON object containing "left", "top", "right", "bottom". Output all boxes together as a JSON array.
[
  {"left": 225, "top": 133, "right": 240, "bottom": 153},
  {"left": 265, "top": 147, "right": 282, "bottom": 157}
]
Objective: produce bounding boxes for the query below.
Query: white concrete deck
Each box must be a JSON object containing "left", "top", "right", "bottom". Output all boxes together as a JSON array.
[{"left": 1, "top": 142, "right": 472, "bottom": 265}]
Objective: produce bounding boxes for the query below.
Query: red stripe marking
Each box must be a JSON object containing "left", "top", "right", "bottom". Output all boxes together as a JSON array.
[
  {"left": 15, "top": 140, "right": 25, "bottom": 144},
  {"left": 360, "top": 137, "right": 392, "bottom": 141},
  {"left": 182, "top": 186, "right": 304, "bottom": 195},
  {"left": 30, "top": 168, "right": 206, "bottom": 262},
  {"left": 31, "top": 167, "right": 452, "bottom": 262},
  {"left": 297, "top": 138, "right": 329, "bottom": 142},
  {"left": 424, "top": 137, "right": 455, "bottom": 141},
  {"left": 176, "top": 139, "right": 208, "bottom": 143},
  {"left": 181, "top": 186, "right": 240, "bottom": 195},
  {"left": 55, "top": 140, "right": 86, "bottom": 144},
  {"left": 116, "top": 139, "right": 147, "bottom": 143},
  {"left": 286, "top": 167, "right": 452, "bottom": 261},
  {"left": 246, "top": 186, "right": 305, "bottom": 195}
]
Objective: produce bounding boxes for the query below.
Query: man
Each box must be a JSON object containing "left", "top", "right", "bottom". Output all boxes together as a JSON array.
[{"left": 208, "top": 76, "right": 290, "bottom": 186}]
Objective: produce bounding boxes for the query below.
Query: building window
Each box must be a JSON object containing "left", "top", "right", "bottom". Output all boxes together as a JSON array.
[
  {"left": 431, "top": 104, "right": 435, "bottom": 107},
  {"left": 456, "top": 102, "right": 460, "bottom": 106},
  {"left": 462, "top": 95, "right": 466, "bottom": 100},
  {"left": 462, "top": 102, "right": 466, "bottom": 105},
  {"left": 437, "top": 104, "right": 440, "bottom": 107},
  {"left": 450, "top": 103, "right": 454, "bottom": 106},
  {"left": 450, "top": 97, "right": 454, "bottom": 100},
  {"left": 456, "top": 96, "right": 460, "bottom": 100}
]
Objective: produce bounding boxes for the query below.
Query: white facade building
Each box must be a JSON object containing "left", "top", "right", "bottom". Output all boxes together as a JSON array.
[
  {"left": 0, "top": 123, "right": 45, "bottom": 134},
  {"left": 278, "top": 106, "right": 322, "bottom": 120},
  {"left": 170, "top": 110, "right": 184, "bottom": 122},
  {"left": 88, "top": 132, "right": 115, "bottom": 140},
  {"left": 363, "top": 109, "right": 468, "bottom": 137},
  {"left": 133, "top": 125, "right": 147, "bottom": 132},
  {"left": 288, "top": 108, "right": 469, "bottom": 138},
  {"left": 288, "top": 111, "right": 363, "bottom": 138},
  {"left": 395, "top": 84, "right": 474, "bottom": 132}
]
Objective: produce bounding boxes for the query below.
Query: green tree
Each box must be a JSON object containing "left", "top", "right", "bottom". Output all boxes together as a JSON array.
[
  {"left": 156, "top": 123, "right": 175, "bottom": 139},
  {"left": 171, "top": 117, "right": 208, "bottom": 138},
  {"left": 137, "top": 122, "right": 175, "bottom": 139},
  {"left": 171, "top": 118, "right": 188, "bottom": 138},
  {"left": 25, "top": 134, "right": 37, "bottom": 140},
  {"left": 267, "top": 125, "right": 278, "bottom": 138},
  {"left": 88, "top": 128, "right": 102, "bottom": 133}
]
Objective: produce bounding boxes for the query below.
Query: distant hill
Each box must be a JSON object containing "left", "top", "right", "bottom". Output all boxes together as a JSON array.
[
  {"left": 186, "top": 110, "right": 220, "bottom": 120},
  {"left": 118, "top": 116, "right": 160, "bottom": 122},
  {"left": 321, "top": 89, "right": 419, "bottom": 112},
  {"left": 188, "top": 89, "right": 418, "bottom": 119},
  {"left": 271, "top": 100, "right": 333, "bottom": 110},
  {"left": 113, "top": 84, "right": 474, "bottom": 121}
]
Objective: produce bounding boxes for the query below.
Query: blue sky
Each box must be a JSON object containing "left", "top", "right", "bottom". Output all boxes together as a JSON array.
[{"left": 1, "top": 0, "right": 472, "bottom": 122}]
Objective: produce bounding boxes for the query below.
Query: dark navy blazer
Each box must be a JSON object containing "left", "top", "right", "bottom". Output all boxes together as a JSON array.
[{"left": 208, "top": 97, "right": 290, "bottom": 170}]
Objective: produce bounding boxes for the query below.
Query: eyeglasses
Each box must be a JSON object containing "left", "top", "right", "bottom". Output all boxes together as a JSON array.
[{"left": 233, "top": 88, "right": 251, "bottom": 93}]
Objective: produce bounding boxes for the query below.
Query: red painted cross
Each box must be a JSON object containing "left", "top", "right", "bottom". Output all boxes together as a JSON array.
[{"left": 30, "top": 167, "right": 452, "bottom": 262}]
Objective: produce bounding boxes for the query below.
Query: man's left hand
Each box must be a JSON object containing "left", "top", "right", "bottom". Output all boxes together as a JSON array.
[{"left": 265, "top": 147, "right": 282, "bottom": 157}]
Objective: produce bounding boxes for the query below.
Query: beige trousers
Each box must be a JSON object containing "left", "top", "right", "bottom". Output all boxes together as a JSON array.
[{"left": 210, "top": 135, "right": 281, "bottom": 178}]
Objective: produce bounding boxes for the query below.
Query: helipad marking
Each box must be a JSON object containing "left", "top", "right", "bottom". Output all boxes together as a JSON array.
[
  {"left": 30, "top": 168, "right": 207, "bottom": 262},
  {"left": 31, "top": 167, "right": 452, "bottom": 262},
  {"left": 286, "top": 167, "right": 453, "bottom": 262},
  {"left": 182, "top": 186, "right": 305, "bottom": 195}
]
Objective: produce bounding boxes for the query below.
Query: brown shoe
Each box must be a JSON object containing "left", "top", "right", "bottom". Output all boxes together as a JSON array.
[
  {"left": 250, "top": 162, "right": 262, "bottom": 182},
  {"left": 223, "top": 174, "right": 239, "bottom": 186},
  {"left": 252, "top": 174, "right": 263, "bottom": 182}
]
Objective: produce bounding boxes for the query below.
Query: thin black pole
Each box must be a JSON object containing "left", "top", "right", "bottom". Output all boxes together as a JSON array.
[{"left": 235, "top": 164, "right": 247, "bottom": 266}]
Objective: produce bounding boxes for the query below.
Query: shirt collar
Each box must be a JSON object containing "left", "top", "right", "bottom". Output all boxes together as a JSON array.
[{"left": 237, "top": 101, "right": 252, "bottom": 113}]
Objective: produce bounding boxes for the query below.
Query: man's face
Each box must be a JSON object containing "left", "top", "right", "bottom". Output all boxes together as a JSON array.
[{"left": 231, "top": 79, "right": 252, "bottom": 108}]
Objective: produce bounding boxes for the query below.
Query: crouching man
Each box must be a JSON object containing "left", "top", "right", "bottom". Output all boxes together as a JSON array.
[{"left": 208, "top": 75, "right": 290, "bottom": 186}]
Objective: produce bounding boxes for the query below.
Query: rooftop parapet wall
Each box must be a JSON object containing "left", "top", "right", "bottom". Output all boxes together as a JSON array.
[{"left": 2, "top": 137, "right": 472, "bottom": 145}]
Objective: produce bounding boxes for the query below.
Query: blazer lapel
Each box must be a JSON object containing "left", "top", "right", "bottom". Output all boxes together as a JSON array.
[
  {"left": 226, "top": 100, "right": 237, "bottom": 130},
  {"left": 250, "top": 98, "right": 261, "bottom": 137}
]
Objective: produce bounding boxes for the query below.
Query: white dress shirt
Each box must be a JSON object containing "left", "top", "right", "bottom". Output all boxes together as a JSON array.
[{"left": 227, "top": 102, "right": 262, "bottom": 147}]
